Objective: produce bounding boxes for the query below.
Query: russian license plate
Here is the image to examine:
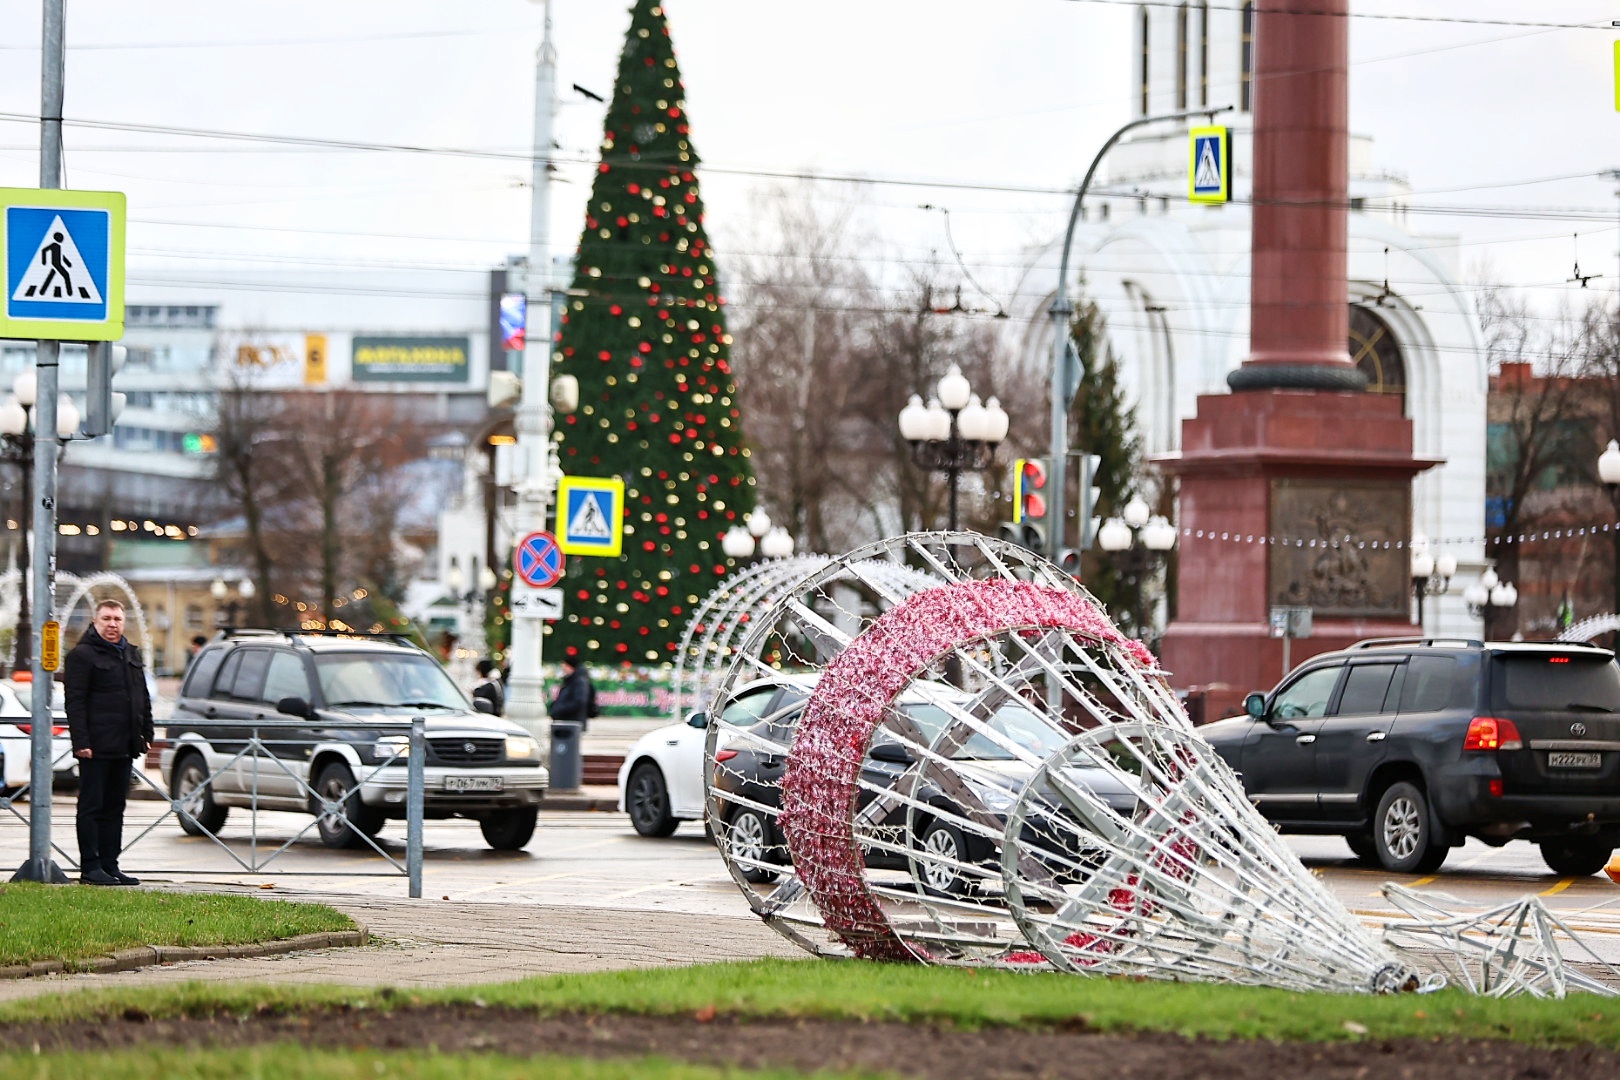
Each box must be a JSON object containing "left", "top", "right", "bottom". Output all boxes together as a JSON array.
[
  {"left": 1547, "top": 751, "right": 1602, "bottom": 770},
  {"left": 445, "top": 775, "right": 504, "bottom": 793}
]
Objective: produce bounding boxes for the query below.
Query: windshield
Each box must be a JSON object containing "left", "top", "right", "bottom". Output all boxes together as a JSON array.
[
  {"left": 903, "top": 700, "right": 1069, "bottom": 761},
  {"left": 313, "top": 652, "right": 468, "bottom": 710},
  {"left": 1493, "top": 655, "right": 1620, "bottom": 712}
]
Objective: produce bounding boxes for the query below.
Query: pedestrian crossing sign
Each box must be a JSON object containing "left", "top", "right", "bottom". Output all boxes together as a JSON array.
[
  {"left": 1188, "top": 126, "right": 1231, "bottom": 204},
  {"left": 556, "top": 474, "right": 625, "bottom": 557},
  {"left": 0, "top": 187, "right": 125, "bottom": 341}
]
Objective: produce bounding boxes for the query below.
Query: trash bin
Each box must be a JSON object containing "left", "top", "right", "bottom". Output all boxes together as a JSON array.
[{"left": 549, "top": 720, "right": 583, "bottom": 790}]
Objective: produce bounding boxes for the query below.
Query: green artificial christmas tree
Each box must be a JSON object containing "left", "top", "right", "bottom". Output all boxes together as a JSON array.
[{"left": 549, "top": 0, "right": 754, "bottom": 666}]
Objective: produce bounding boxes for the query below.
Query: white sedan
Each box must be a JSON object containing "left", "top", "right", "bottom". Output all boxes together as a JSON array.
[
  {"left": 0, "top": 679, "right": 74, "bottom": 795},
  {"left": 617, "top": 710, "right": 710, "bottom": 837}
]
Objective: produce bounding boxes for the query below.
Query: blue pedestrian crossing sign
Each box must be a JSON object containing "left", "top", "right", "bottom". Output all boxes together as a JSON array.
[
  {"left": 0, "top": 187, "right": 125, "bottom": 341},
  {"left": 1188, "top": 126, "right": 1231, "bottom": 204},
  {"left": 556, "top": 475, "right": 624, "bottom": 557}
]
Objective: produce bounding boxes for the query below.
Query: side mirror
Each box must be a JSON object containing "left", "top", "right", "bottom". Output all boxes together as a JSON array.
[
  {"left": 686, "top": 710, "right": 707, "bottom": 730},
  {"left": 472, "top": 697, "right": 496, "bottom": 715},
  {"left": 869, "top": 742, "right": 914, "bottom": 765},
  {"left": 277, "top": 696, "right": 312, "bottom": 719},
  {"left": 1244, "top": 692, "right": 1266, "bottom": 720}
]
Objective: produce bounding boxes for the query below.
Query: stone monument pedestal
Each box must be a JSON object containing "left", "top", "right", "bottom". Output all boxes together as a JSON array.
[{"left": 1159, "top": 387, "right": 1437, "bottom": 716}]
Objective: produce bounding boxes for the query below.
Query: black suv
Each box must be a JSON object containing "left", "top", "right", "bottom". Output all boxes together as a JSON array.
[
  {"left": 1199, "top": 638, "right": 1620, "bottom": 876},
  {"left": 161, "top": 630, "right": 548, "bottom": 850}
]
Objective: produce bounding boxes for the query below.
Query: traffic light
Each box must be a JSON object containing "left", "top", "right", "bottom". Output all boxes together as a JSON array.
[
  {"left": 1001, "top": 457, "right": 1050, "bottom": 554},
  {"left": 1077, "top": 453, "right": 1102, "bottom": 549},
  {"left": 83, "top": 342, "right": 126, "bottom": 438}
]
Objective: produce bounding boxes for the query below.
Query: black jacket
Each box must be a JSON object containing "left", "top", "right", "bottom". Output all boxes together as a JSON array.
[
  {"left": 548, "top": 667, "right": 596, "bottom": 724},
  {"left": 64, "top": 628, "right": 154, "bottom": 758}
]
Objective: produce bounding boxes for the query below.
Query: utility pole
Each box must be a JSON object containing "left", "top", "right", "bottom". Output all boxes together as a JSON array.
[
  {"left": 504, "top": 2, "right": 561, "bottom": 754},
  {"left": 13, "top": 0, "right": 67, "bottom": 884}
]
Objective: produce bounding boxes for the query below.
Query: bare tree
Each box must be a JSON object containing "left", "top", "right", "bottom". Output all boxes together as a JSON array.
[{"left": 210, "top": 353, "right": 293, "bottom": 626}]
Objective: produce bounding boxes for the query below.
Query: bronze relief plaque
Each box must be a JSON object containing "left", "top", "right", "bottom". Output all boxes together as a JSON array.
[{"left": 1269, "top": 479, "right": 1408, "bottom": 618}]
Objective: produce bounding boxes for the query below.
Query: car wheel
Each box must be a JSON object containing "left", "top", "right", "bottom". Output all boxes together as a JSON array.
[
  {"left": 480, "top": 807, "right": 538, "bottom": 851},
  {"left": 725, "top": 807, "right": 780, "bottom": 883},
  {"left": 626, "top": 762, "right": 677, "bottom": 838},
  {"left": 173, "top": 752, "right": 228, "bottom": 836},
  {"left": 1345, "top": 831, "right": 1378, "bottom": 865},
  {"left": 917, "top": 819, "right": 973, "bottom": 898},
  {"left": 1539, "top": 837, "right": 1614, "bottom": 877},
  {"left": 1373, "top": 781, "right": 1446, "bottom": 874},
  {"left": 313, "top": 762, "right": 384, "bottom": 849}
]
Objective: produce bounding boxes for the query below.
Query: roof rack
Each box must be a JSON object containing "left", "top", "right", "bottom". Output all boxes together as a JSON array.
[
  {"left": 217, "top": 627, "right": 416, "bottom": 645},
  {"left": 1347, "top": 636, "right": 1484, "bottom": 650}
]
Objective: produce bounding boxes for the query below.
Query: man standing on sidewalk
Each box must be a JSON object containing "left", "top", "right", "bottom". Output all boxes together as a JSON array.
[{"left": 64, "top": 599, "right": 152, "bottom": 886}]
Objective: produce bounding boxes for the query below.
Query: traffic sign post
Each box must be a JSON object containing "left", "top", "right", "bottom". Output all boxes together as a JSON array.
[{"left": 0, "top": 187, "right": 125, "bottom": 342}]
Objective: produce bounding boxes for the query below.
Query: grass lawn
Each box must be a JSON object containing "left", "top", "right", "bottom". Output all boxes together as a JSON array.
[
  {"left": 0, "top": 882, "right": 354, "bottom": 968},
  {"left": 5, "top": 958, "right": 1620, "bottom": 1048}
]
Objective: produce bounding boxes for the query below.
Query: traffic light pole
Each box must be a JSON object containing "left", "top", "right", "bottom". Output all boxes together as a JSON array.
[
  {"left": 1047, "top": 106, "right": 1230, "bottom": 556},
  {"left": 13, "top": 0, "right": 68, "bottom": 885}
]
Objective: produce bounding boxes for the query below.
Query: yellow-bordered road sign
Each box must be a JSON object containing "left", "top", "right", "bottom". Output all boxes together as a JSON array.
[
  {"left": 0, "top": 187, "right": 125, "bottom": 341},
  {"left": 1189, "top": 127, "right": 1231, "bottom": 204},
  {"left": 556, "top": 475, "right": 625, "bottom": 557}
]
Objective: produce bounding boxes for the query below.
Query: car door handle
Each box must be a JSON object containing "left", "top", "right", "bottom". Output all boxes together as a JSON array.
[
  {"left": 1365, "top": 731, "right": 1387, "bottom": 743},
  {"left": 1295, "top": 734, "right": 1316, "bottom": 745}
]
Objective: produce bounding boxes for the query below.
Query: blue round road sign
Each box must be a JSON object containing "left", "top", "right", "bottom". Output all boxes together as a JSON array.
[{"left": 515, "top": 530, "right": 565, "bottom": 588}]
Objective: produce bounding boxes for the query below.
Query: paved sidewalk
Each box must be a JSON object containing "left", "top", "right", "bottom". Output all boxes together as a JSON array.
[{"left": 0, "top": 889, "right": 802, "bottom": 1004}]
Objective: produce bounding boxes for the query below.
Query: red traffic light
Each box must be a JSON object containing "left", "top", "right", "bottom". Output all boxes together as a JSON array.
[{"left": 1013, "top": 458, "right": 1049, "bottom": 524}]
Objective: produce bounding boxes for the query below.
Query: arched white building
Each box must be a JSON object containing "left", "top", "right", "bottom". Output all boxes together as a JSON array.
[{"left": 1009, "top": 2, "right": 1486, "bottom": 637}]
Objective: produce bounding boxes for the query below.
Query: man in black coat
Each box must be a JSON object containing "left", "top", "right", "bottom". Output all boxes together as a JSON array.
[
  {"left": 547, "top": 654, "right": 597, "bottom": 730},
  {"left": 65, "top": 599, "right": 153, "bottom": 886}
]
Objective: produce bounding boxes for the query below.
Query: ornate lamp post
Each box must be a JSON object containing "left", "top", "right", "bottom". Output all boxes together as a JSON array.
[
  {"left": 0, "top": 370, "right": 78, "bottom": 675},
  {"left": 1408, "top": 533, "right": 1456, "bottom": 631},
  {"left": 722, "top": 508, "right": 794, "bottom": 564},
  {"left": 897, "top": 365, "right": 1009, "bottom": 531},
  {"left": 1096, "top": 495, "right": 1178, "bottom": 645},
  {"left": 1598, "top": 439, "right": 1620, "bottom": 617},
  {"left": 1462, "top": 566, "right": 1517, "bottom": 637},
  {"left": 209, "top": 576, "right": 255, "bottom": 629}
]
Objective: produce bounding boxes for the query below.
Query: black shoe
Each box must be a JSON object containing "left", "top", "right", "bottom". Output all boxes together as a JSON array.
[
  {"left": 106, "top": 868, "right": 140, "bottom": 886},
  {"left": 79, "top": 867, "right": 119, "bottom": 886}
]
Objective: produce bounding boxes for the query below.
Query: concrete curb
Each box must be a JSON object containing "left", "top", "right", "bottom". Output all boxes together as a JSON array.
[{"left": 0, "top": 927, "right": 369, "bottom": 981}]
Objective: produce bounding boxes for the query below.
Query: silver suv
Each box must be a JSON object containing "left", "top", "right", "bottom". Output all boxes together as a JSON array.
[{"left": 161, "top": 630, "right": 548, "bottom": 850}]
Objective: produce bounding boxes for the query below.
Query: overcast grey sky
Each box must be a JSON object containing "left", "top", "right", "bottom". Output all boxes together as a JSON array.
[{"left": 0, "top": 1, "right": 1615, "bottom": 319}]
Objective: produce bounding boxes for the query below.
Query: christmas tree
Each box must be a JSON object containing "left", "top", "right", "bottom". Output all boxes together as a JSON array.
[{"left": 548, "top": 0, "right": 754, "bottom": 665}]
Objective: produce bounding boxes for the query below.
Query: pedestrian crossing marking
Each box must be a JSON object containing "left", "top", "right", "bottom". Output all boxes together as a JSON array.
[{"left": 11, "top": 214, "right": 102, "bottom": 303}]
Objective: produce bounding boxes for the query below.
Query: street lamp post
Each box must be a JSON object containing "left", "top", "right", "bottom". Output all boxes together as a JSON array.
[
  {"left": 0, "top": 370, "right": 77, "bottom": 675},
  {"left": 721, "top": 508, "right": 794, "bottom": 564},
  {"left": 1096, "top": 495, "right": 1178, "bottom": 645},
  {"left": 897, "top": 366, "right": 1009, "bottom": 531},
  {"left": 209, "top": 576, "right": 255, "bottom": 629},
  {"left": 1462, "top": 566, "right": 1517, "bottom": 637},
  {"left": 1407, "top": 533, "right": 1456, "bottom": 631},
  {"left": 1597, "top": 439, "right": 1620, "bottom": 617}
]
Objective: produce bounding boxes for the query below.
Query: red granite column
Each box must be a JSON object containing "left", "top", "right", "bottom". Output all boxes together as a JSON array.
[{"left": 1229, "top": 0, "right": 1360, "bottom": 390}]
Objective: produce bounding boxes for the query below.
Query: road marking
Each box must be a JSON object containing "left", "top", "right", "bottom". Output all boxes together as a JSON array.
[
  {"left": 1540, "top": 878, "right": 1575, "bottom": 896},
  {"left": 599, "top": 872, "right": 733, "bottom": 903},
  {"left": 458, "top": 871, "right": 588, "bottom": 898}
]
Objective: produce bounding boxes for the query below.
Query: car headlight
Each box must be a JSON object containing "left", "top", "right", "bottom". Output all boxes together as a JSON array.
[
  {"left": 505, "top": 736, "right": 540, "bottom": 759},
  {"left": 373, "top": 734, "right": 410, "bottom": 763},
  {"left": 963, "top": 780, "right": 1017, "bottom": 813}
]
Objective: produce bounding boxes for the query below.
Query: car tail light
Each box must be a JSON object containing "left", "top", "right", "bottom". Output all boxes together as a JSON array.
[
  {"left": 1488, "top": 778, "right": 1504, "bottom": 798},
  {"left": 14, "top": 724, "right": 67, "bottom": 736},
  {"left": 1464, "top": 716, "right": 1523, "bottom": 752},
  {"left": 714, "top": 748, "right": 738, "bottom": 762}
]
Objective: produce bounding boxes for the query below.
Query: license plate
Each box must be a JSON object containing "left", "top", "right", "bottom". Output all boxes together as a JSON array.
[
  {"left": 445, "top": 776, "right": 504, "bottom": 793},
  {"left": 1547, "top": 751, "right": 1602, "bottom": 770}
]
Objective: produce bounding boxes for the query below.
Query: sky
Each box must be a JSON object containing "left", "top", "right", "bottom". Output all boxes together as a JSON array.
[{"left": 0, "top": 1, "right": 1617, "bottom": 323}]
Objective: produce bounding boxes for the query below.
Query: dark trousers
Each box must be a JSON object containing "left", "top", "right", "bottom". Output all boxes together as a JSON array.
[{"left": 76, "top": 755, "right": 131, "bottom": 873}]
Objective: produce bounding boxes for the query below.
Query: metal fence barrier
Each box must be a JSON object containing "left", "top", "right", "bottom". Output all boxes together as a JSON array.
[{"left": 3, "top": 716, "right": 425, "bottom": 897}]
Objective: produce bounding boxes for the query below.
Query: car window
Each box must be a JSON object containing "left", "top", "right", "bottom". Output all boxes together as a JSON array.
[
  {"left": 1492, "top": 654, "right": 1620, "bottom": 712},
  {"left": 312, "top": 651, "right": 466, "bottom": 709},
  {"left": 207, "top": 649, "right": 241, "bottom": 699},
  {"left": 223, "top": 649, "right": 271, "bottom": 701},
  {"left": 900, "top": 700, "right": 1068, "bottom": 761},
  {"left": 1271, "top": 665, "right": 1340, "bottom": 719},
  {"left": 183, "top": 648, "right": 225, "bottom": 698},
  {"left": 260, "top": 651, "right": 310, "bottom": 704},
  {"left": 1333, "top": 663, "right": 1399, "bottom": 716},
  {"left": 719, "top": 687, "right": 778, "bottom": 730},
  {"left": 1398, "top": 655, "right": 1457, "bottom": 714}
]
